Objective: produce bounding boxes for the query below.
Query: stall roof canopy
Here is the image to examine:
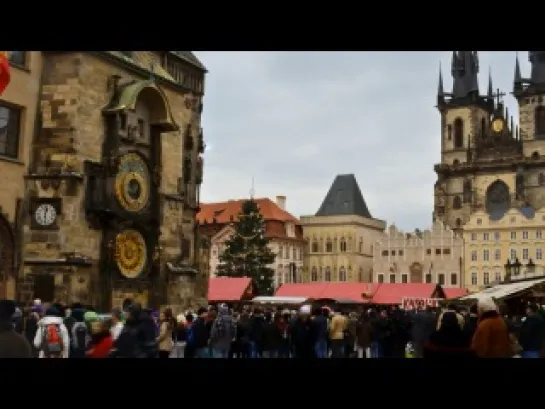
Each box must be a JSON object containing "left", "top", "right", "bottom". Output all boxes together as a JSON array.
[
  {"left": 208, "top": 277, "right": 252, "bottom": 302},
  {"left": 460, "top": 278, "right": 545, "bottom": 302},
  {"left": 275, "top": 282, "right": 465, "bottom": 305}
]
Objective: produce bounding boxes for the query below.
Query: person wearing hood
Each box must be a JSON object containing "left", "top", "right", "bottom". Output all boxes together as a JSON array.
[
  {"left": 33, "top": 306, "right": 70, "bottom": 358},
  {"left": 70, "top": 306, "right": 90, "bottom": 358},
  {"left": 0, "top": 300, "right": 32, "bottom": 358},
  {"left": 112, "top": 303, "right": 145, "bottom": 358},
  {"left": 210, "top": 305, "right": 236, "bottom": 358}
]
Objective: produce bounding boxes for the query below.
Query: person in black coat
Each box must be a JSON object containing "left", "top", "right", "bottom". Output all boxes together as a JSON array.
[
  {"left": 248, "top": 308, "right": 266, "bottom": 358},
  {"left": 423, "top": 312, "right": 474, "bottom": 359},
  {"left": 462, "top": 304, "right": 479, "bottom": 347},
  {"left": 519, "top": 303, "right": 545, "bottom": 358},
  {"left": 261, "top": 311, "right": 282, "bottom": 358},
  {"left": 289, "top": 305, "right": 315, "bottom": 358},
  {"left": 192, "top": 307, "right": 211, "bottom": 358}
]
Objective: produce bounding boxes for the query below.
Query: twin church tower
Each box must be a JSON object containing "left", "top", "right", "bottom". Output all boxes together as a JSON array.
[{"left": 434, "top": 51, "right": 545, "bottom": 230}]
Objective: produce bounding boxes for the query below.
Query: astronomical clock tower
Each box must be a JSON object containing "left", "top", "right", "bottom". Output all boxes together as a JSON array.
[
  {"left": 20, "top": 52, "right": 207, "bottom": 310},
  {"left": 433, "top": 51, "right": 545, "bottom": 230}
]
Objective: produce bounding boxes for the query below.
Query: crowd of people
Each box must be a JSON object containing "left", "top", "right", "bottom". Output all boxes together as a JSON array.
[{"left": 0, "top": 296, "right": 544, "bottom": 358}]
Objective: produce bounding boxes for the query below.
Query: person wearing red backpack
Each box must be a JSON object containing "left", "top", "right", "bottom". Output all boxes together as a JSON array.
[{"left": 33, "top": 306, "right": 70, "bottom": 358}]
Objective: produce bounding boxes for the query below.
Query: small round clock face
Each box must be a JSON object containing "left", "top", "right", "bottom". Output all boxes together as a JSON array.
[
  {"left": 114, "top": 153, "right": 151, "bottom": 213},
  {"left": 35, "top": 204, "right": 57, "bottom": 226},
  {"left": 114, "top": 229, "right": 147, "bottom": 279},
  {"left": 492, "top": 119, "right": 504, "bottom": 133}
]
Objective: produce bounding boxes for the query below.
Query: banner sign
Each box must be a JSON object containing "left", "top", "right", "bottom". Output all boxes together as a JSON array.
[{"left": 401, "top": 297, "right": 441, "bottom": 310}]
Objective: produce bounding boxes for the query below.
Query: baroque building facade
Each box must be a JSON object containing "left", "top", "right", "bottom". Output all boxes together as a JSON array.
[
  {"left": 302, "top": 174, "right": 386, "bottom": 283},
  {"left": 372, "top": 221, "right": 463, "bottom": 288},
  {"left": 197, "top": 196, "right": 306, "bottom": 289},
  {"left": 1, "top": 51, "right": 207, "bottom": 310},
  {"left": 434, "top": 51, "right": 545, "bottom": 232},
  {"left": 463, "top": 208, "right": 545, "bottom": 292}
]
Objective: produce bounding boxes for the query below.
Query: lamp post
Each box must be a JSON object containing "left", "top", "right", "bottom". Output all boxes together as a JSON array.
[
  {"left": 504, "top": 259, "right": 512, "bottom": 283},
  {"left": 527, "top": 258, "right": 536, "bottom": 275},
  {"left": 513, "top": 258, "right": 522, "bottom": 276}
]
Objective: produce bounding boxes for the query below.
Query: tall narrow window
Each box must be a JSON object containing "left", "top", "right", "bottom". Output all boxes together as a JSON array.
[
  {"left": 454, "top": 118, "right": 464, "bottom": 148},
  {"left": 535, "top": 106, "right": 545, "bottom": 139},
  {"left": 0, "top": 104, "right": 21, "bottom": 159},
  {"left": 453, "top": 196, "right": 462, "bottom": 209},
  {"left": 340, "top": 238, "right": 347, "bottom": 252}
]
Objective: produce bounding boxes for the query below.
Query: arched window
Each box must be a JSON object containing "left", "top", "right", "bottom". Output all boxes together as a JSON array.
[
  {"left": 485, "top": 180, "right": 510, "bottom": 215},
  {"left": 359, "top": 239, "right": 363, "bottom": 253},
  {"left": 535, "top": 106, "right": 545, "bottom": 138},
  {"left": 311, "top": 267, "right": 318, "bottom": 282},
  {"left": 311, "top": 240, "right": 318, "bottom": 252},
  {"left": 339, "top": 267, "right": 347, "bottom": 282},
  {"left": 532, "top": 151, "right": 540, "bottom": 160},
  {"left": 456, "top": 218, "right": 462, "bottom": 228},
  {"left": 326, "top": 238, "right": 333, "bottom": 252},
  {"left": 348, "top": 266, "right": 353, "bottom": 280},
  {"left": 278, "top": 266, "right": 284, "bottom": 285},
  {"left": 539, "top": 173, "right": 545, "bottom": 186},
  {"left": 319, "top": 238, "right": 324, "bottom": 252},
  {"left": 453, "top": 195, "right": 462, "bottom": 209},
  {"left": 347, "top": 237, "right": 352, "bottom": 252},
  {"left": 278, "top": 246, "right": 283, "bottom": 258},
  {"left": 325, "top": 267, "right": 331, "bottom": 281},
  {"left": 340, "top": 237, "right": 347, "bottom": 252},
  {"left": 284, "top": 271, "right": 290, "bottom": 283},
  {"left": 453, "top": 159, "right": 460, "bottom": 167},
  {"left": 333, "top": 237, "right": 338, "bottom": 252},
  {"left": 454, "top": 118, "right": 464, "bottom": 148}
]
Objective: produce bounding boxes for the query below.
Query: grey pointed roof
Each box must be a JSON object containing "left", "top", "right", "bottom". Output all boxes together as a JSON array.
[
  {"left": 169, "top": 51, "right": 207, "bottom": 71},
  {"left": 315, "top": 174, "right": 372, "bottom": 218}
]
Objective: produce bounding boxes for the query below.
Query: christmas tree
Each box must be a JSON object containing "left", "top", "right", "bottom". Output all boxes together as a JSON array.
[{"left": 216, "top": 199, "right": 276, "bottom": 295}]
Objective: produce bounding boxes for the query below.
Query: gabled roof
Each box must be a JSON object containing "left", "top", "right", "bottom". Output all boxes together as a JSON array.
[
  {"left": 198, "top": 198, "right": 299, "bottom": 225},
  {"left": 208, "top": 277, "right": 253, "bottom": 302},
  {"left": 169, "top": 51, "right": 207, "bottom": 72},
  {"left": 316, "top": 174, "right": 372, "bottom": 218}
]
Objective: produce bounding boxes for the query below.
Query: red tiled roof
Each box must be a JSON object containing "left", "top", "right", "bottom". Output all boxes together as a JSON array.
[
  {"left": 443, "top": 287, "right": 469, "bottom": 299},
  {"left": 208, "top": 277, "right": 252, "bottom": 302},
  {"left": 275, "top": 282, "right": 463, "bottom": 305},
  {"left": 198, "top": 198, "right": 300, "bottom": 225}
]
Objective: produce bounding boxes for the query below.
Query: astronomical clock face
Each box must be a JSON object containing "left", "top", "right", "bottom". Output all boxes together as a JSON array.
[
  {"left": 114, "top": 153, "right": 151, "bottom": 213},
  {"left": 492, "top": 119, "right": 504, "bottom": 133},
  {"left": 114, "top": 229, "right": 147, "bottom": 279}
]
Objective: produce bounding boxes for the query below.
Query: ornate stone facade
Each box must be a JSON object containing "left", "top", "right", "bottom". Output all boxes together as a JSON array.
[
  {"left": 372, "top": 221, "right": 463, "bottom": 288},
  {"left": 434, "top": 51, "right": 545, "bottom": 232},
  {"left": 4, "top": 51, "right": 207, "bottom": 310}
]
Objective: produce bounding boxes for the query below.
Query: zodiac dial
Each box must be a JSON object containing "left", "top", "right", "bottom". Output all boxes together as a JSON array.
[
  {"left": 114, "top": 153, "right": 151, "bottom": 213},
  {"left": 114, "top": 229, "right": 148, "bottom": 279}
]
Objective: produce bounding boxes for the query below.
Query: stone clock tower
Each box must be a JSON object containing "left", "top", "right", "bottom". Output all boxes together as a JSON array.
[
  {"left": 434, "top": 51, "right": 545, "bottom": 231},
  {"left": 20, "top": 52, "right": 207, "bottom": 310}
]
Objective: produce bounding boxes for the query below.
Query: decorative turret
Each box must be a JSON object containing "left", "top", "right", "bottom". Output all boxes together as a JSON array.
[{"left": 437, "top": 51, "right": 491, "bottom": 112}]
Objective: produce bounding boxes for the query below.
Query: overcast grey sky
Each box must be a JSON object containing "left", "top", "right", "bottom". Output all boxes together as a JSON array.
[{"left": 194, "top": 51, "right": 529, "bottom": 231}]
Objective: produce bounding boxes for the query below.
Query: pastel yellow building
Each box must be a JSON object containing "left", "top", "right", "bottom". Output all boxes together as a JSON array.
[
  {"left": 373, "top": 221, "right": 463, "bottom": 288},
  {"left": 463, "top": 207, "right": 545, "bottom": 292},
  {"left": 301, "top": 174, "right": 386, "bottom": 283}
]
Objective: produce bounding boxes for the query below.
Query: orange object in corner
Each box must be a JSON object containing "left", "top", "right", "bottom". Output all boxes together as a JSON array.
[{"left": 0, "top": 51, "right": 11, "bottom": 96}]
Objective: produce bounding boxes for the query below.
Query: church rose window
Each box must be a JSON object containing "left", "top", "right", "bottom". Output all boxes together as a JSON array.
[{"left": 485, "top": 180, "right": 510, "bottom": 215}]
